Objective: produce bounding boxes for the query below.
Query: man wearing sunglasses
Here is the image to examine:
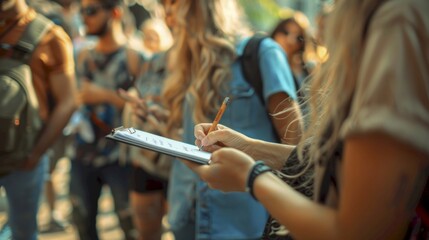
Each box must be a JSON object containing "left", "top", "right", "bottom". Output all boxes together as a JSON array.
[
  {"left": 70, "top": 0, "right": 144, "bottom": 239},
  {"left": 0, "top": 0, "right": 78, "bottom": 239}
]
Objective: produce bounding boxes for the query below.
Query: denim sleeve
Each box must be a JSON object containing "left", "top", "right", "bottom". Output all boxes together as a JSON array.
[{"left": 258, "top": 38, "right": 297, "bottom": 101}]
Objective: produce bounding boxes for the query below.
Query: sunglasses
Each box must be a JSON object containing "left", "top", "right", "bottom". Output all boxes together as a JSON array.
[
  {"left": 279, "top": 29, "right": 305, "bottom": 43},
  {"left": 80, "top": 5, "right": 109, "bottom": 17}
]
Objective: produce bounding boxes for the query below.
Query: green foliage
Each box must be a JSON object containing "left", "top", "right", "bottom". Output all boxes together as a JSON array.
[{"left": 239, "top": 0, "right": 286, "bottom": 32}]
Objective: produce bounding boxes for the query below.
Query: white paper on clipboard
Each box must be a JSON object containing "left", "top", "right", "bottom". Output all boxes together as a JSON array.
[{"left": 106, "top": 126, "right": 211, "bottom": 165}]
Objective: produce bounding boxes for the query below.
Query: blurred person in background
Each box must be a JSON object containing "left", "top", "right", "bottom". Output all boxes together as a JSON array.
[
  {"left": 271, "top": 11, "right": 317, "bottom": 89},
  {"left": 0, "top": 0, "right": 78, "bottom": 239},
  {"left": 28, "top": 0, "right": 77, "bottom": 232},
  {"left": 139, "top": 18, "right": 173, "bottom": 58},
  {"left": 120, "top": 16, "right": 173, "bottom": 240},
  {"left": 70, "top": 0, "right": 145, "bottom": 239}
]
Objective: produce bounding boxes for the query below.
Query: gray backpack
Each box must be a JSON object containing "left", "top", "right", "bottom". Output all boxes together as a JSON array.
[{"left": 0, "top": 14, "right": 53, "bottom": 176}]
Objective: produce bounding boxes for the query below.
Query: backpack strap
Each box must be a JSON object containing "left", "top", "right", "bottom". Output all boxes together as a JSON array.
[
  {"left": 241, "top": 35, "right": 286, "bottom": 142},
  {"left": 12, "top": 14, "right": 53, "bottom": 63},
  {"left": 240, "top": 35, "right": 267, "bottom": 105}
]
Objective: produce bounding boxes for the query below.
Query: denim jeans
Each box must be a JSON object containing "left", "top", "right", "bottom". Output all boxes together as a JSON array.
[
  {"left": 69, "top": 160, "right": 133, "bottom": 240},
  {"left": 0, "top": 155, "right": 48, "bottom": 240}
]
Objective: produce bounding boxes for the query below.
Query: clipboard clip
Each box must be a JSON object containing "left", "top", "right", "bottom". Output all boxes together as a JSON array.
[{"left": 111, "top": 126, "right": 136, "bottom": 135}]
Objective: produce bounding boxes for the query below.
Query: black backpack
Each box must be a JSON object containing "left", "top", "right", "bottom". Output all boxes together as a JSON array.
[
  {"left": 0, "top": 14, "right": 53, "bottom": 176},
  {"left": 240, "top": 35, "right": 303, "bottom": 107},
  {"left": 240, "top": 35, "right": 303, "bottom": 143}
]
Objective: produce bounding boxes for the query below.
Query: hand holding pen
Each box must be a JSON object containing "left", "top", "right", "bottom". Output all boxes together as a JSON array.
[
  {"left": 199, "top": 97, "right": 230, "bottom": 150},
  {"left": 194, "top": 122, "right": 254, "bottom": 154}
]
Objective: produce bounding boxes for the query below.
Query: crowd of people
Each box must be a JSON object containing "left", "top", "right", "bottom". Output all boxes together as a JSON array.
[{"left": 0, "top": 0, "right": 427, "bottom": 240}]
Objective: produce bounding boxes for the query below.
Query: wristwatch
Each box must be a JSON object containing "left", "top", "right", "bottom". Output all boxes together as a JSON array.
[{"left": 246, "top": 160, "right": 271, "bottom": 200}]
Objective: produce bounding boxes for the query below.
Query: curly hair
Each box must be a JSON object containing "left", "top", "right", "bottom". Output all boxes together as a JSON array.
[{"left": 161, "top": 0, "right": 251, "bottom": 136}]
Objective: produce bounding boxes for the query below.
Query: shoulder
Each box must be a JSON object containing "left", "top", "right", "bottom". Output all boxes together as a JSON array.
[
  {"left": 39, "top": 23, "right": 72, "bottom": 49},
  {"left": 236, "top": 36, "right": 281, "bottom": 54},
  {"left": 364, "top": 0, "right": 428, "bottom": 64},
  {"left": 32, "top": 20, "right": 75, "bottom": 73},
  {"left": 257, "top": 37, "right": 289, "bottom": 69},
  {"left": 371, "top": 0, "right": 429, "bottom": 30},
  {"left": 258, "top": 37, "right": 286, "bottom": 60},
  {"left": 259, "top": 37, "right": 281, "bottom": 50},
  {"left": 35, "top": 24, "right": 74, "bottom": 70},
  {"left": 342, "top": 0, "right": 429, "bottom": 156},
  {"left": 20, "top": 11, "right": 72, "bottom": 51}
]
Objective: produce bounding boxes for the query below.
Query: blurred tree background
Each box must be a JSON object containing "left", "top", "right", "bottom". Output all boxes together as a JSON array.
[
  {"left": 126, "top": 0, "right": 334, "bottom": 36},
  {"left": 238, "top": 0, "right": 333, "bottom": 34}
]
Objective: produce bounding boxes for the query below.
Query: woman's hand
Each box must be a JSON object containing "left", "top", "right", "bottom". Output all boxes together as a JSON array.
[
  {"left": 194, "top": 123, "right": 255, "bottom": 155},
  {"left": 195, "top": 123, "right": 297, "bottom": 170},
  {"left": 182, "top": 147, "right": 255, "bottom": 192},
  {"left": 146, "top": 103, "right": 170, "bottom": 124},
  {"left": 145, "top": 104, "right": 171, "bottom": 137},
  {"left": 118, "top": 88, "right": 177, "bottom": 137},
  {"left": 117, "top": 88, "right": 148, "bottom": 122}
]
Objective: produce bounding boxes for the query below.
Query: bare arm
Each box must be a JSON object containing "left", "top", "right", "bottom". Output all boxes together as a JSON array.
[
  {"left": 76, "top": 47, "right": 144, "bottom": 109},
  {"left": 195, "top": 123, "right": 295, "bottom": 170},
  {"left": 267, "top": 92, "right": 303, "bottom": 146},
  {"left": 24, "top": 72, "right": 78, "bottom": 168},
  {"left": 22, "top": 27, "right": 79, "bottom": 169},
  {"left": 253, "top": 132, "right": 428, "bottom": 240},
  {"left": 80, "top": 80, "right": 126, "bottom": 109}
]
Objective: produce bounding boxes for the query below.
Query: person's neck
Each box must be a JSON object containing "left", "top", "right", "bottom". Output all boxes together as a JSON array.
[
  {"left": 96, "top": 23, "right": 128, "bottom": 53},
  {"left": 0, "top": 0, "right": 28, "bottom": 21}
]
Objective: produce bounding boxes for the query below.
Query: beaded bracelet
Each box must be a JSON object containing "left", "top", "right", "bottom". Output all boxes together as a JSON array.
[{"left": 246, "top": 160, "right": 271, "bottom": 201}]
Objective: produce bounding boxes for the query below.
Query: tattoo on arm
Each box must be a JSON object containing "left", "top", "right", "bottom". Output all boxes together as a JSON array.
[{"left": 376, "top": 165, "right": 429, "bottom": 239}]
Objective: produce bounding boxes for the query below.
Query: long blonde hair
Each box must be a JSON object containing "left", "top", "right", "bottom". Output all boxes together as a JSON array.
[
  {"left": 161, "top": 0, "right": 251, "bottom": 135},
  {"left": 301, "top": 0, "right": 387, "bottom": 164}
]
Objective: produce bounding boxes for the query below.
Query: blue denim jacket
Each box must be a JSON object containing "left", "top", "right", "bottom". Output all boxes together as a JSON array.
[{"left": 167, "top": 37, "right": 297, "bottom": 239}]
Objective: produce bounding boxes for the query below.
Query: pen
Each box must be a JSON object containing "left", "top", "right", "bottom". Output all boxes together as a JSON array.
[{"left": 199, "top": 96, "right": 230, "bottom": 150}]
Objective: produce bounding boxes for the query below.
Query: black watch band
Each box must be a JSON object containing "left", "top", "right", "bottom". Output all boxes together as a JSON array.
[{"left": 246, "top": 160, "right": 271, "bottom": 201}]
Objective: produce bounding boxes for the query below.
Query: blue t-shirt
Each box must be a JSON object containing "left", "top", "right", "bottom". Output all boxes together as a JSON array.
[{"left": 167, "top": 37, "right": 296, "bottom": 239}]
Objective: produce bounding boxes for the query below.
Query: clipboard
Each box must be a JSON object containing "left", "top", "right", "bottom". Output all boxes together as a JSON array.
[{"left": 106, "top": 126, "right": 211, "bottom": 165}]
